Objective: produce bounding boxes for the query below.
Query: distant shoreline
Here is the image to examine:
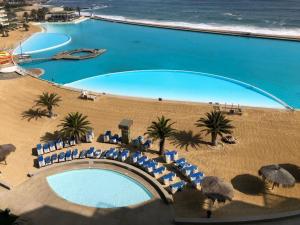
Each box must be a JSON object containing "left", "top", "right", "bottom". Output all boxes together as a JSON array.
[{"left": 91, "top": 15, "right": 300, "bottom": 42}]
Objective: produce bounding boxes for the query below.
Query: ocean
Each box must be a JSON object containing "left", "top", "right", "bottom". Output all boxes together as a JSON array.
[{"left": 46, "top": 0, "right": 300, "bottom": 35}]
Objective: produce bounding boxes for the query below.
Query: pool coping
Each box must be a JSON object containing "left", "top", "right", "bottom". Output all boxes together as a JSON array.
[{"left": 31, "top": 159, "right": 174, "bottom": 204}]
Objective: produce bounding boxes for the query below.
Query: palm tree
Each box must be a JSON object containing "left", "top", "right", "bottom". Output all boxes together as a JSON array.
[
  {"left": 23, "top": 11, "right": 29, "bottom": 23},
  {"left": 76, "top": 6, "right": 81, "bottom": 16},
  {"left": 59, "top": 112, "right": 91, "bottom": 143},
  {"left": 145, "top": 116, "right": 176, "bottom": 155},
  {"left": 30, "top": 9, "right": 37, "bottom": 21},
  {"left": 23, "top": 22, "right": 29, "bottom": 31},
  {"left": 195, "top": 111, "right": 234, "bottom": 146},
  {"left": 0, "top": 24, "right": 4, "bottom": 37},
  {"left": 35, "top": 92, "right": 62, "bottom": 118}
]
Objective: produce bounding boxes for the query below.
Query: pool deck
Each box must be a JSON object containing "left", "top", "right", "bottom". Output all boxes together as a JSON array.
[{"left": 0, "top": 160, "right": 174, "bottom": 225}]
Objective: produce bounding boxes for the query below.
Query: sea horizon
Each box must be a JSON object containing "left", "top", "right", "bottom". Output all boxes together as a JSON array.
[{"left": 45, "top": 0, "right": 300, "bottom": 37}]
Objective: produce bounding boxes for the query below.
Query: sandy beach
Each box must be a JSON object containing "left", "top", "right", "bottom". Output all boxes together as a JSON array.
[
  {"left": 0, "top": 24, "right": 41, "bottom": 50},
  {"left": 0, "top": 75, "right": 299, "bottom": 218}
]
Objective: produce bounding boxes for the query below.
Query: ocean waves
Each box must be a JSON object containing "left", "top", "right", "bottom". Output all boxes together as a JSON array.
[{"left": 83, "top": 13, "right": 300, "bottom": 37}]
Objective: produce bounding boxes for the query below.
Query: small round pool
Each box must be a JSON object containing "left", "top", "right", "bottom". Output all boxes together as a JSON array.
[{"left": 47, "top": 169, "right": 153, "bottom": 208}]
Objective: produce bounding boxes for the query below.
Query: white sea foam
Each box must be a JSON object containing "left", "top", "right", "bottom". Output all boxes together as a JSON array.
[{"left": 83, "top": 13, "right": 300, "bottom": 37}]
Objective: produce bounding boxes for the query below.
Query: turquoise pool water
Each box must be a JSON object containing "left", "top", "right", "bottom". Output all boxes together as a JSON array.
[
  {"left": 65, "top": 70, "right": 286, "bottom": 108},
  {"left": 20, "top": 19, "right": 300, "bottom": 108},
  {"left": 47, "top": 169, "right": 153, "bottom": 208},
  {"left": 14, "top": 33, "right": 71, "bottom": 54}
]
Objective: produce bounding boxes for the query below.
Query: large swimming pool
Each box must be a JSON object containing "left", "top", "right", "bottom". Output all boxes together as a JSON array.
[
  {"left": 65, "top": 70, "right": 286, "bottom": 109},
  {"left": 47, "top": 169, "right": 153, "bottom": 208},
  {"left": 20, "top": 19, "right": 300, "bottom": 108}
]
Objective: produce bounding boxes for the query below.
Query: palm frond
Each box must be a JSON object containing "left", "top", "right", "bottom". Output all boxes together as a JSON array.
[
  {"left": 195, "top": 111, "right": 234, "bottom": 137},
  {"left": 58, "top": 112, "right": 91, "bottom": 141}
]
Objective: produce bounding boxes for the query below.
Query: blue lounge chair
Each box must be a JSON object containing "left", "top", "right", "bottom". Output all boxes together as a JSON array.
[
  {"left": 105, "top": 148, "right": 116, "bottom": 158},
  {"left": 137, "top": 156, "right": 148, "bottom": 166},
  {"left": 58, "top": 152, "right": 65, "bottom": 162},
  {"left": 72, "top": 149, "right": 79, "bottom": 159},
  {"left": 168, "top": 181, "right": 187, "bottom": 194},
  {"left": 174, "top": 160, "right": 187, "bottom": 170},
  {"left": 182, "top": 165, "right": 198, "bottom": 176},
  {"left": 37, "top": 144, "right": 43, "bottom": 155},
  {"left": 103, "top": 130, "right": 111, "bottom": 142},
  {"left": 143, "top": 139, "right": 152, "bottom": 150},
  {"left": 152, "top": 166, "right": 166, "bottom": 178},
  {"left": 111, "top": 150, "right": 119, "bottom": 159},
  {"left": 174, "top": 158, "right": 186, "bottom": 166},
  {"left": 161, "top": 172, "right": 176, "bottom": 185},
  {"left": 79, "top": 150, "right": 87, "bottom": 159},
  {"left": 55, "top": 139, "right": 63, "bottom": 150},
  {"left": 38, "top": 155, "right": 45, "bottom": 168},
  {"left": 85, "top": 129, "right": 94, "bottom": 143},
  {"left": 144, "top": 160, "right": 158, "bottom": 172},
  {"left": 65, "top": 150, "right": 72, "bottom": 161},
  {"left": 51, "top": 153, "right": 58, "bottom": 163},
  {"left": 93, "top": 149, "right": 102, "bottom": 159},
  {"left": 49, "top": 142, "right": 56, "bottom": 152},
  {"left": 188, "top": 172, "right": 204, "bottom": 181},
  {"left": 110, "top": 134, "right": 119, "bottom": 144},
  {"left": 63, "top": 140, "right": 70, "bottom": 148},
  {"left": 164, "top": 150, "right": 178, "bottom": 163},
  {"left": 192, "top": 177, "right": 204, "bottom": 189},
  {"left": 86, "top": 147, "right": 95, "bottom": 158},
  {"left": 119, "top": 149, "right": 130, "bottom": 162},
  {"left": 69, "top": 138, "right": 76, "bottom": 146},
  {"left": 131, "top": 151, "right": 142, "bottom": 163},
  {"left": 44, "top": 156, "right": 52, "bottom": 166},
  {"left": 43, "top": 143, "right": 50, "bottom": 154}
]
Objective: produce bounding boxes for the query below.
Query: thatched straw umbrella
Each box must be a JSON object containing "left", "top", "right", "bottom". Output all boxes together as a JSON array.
[
  {"left": 0, "top": 144, "right": 16, "bottom": 165},
  {"left": 201, "top": 176, "right": 234, "bottom": 202},
  {"left": 259, "top": 164, "right": 296, "bottom": 189},
  {"left": 201, "top": 176, "right": 234, "bottom": 218}
]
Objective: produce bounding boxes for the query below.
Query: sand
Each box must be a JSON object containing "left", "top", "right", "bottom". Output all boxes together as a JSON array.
[
  {"left": 0, "top": 75, "right": 299, "bottom": 218},
  {"left": 0, "top": 24, "right": 41, "bottom": 50}
]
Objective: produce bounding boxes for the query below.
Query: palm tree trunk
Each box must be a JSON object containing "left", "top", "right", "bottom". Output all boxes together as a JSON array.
[
  {"left": 48, "top": 106, "right": 53, "bottom": 118},
  {"left": 75, "top": 135, "right": 80, "bottom": 144},
  {"left": 159, "top": 138, "right": 165, "bottom": 155},
  {"left": 211, "top": 132, "right": 218, "bottom": 146}
]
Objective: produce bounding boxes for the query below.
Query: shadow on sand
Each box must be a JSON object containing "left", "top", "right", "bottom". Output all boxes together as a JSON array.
[
  {"left": 231, "top": 174, "right": 266, "bottom": 195},
  {"left": 21, "top": 108, "right": 48, "bottom": 121},
  {"left": 40, "top": 131, "right": 62, "bottom": 143},
  {"left": 279, "top": 163, "right": 300, "bottom": 182},
  {"left": 170, "top": 130, "right": 203, "bottom": 151}
]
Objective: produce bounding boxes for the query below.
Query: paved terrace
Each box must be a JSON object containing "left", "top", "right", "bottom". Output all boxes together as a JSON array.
[{"left": 0, "top": 160, "right": 174, "bottom": 225}]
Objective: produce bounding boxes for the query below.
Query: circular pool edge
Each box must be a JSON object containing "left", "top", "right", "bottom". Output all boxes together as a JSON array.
[{"left": 46, "top": 168, "right": 154, "bottom": 208}]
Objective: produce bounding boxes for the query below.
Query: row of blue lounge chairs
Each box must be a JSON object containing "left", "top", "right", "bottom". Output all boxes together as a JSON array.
[
  {"left": 37, "top": 146, "right": 201, "bottom": 194},
  {"left": 131, "top": 151, "right": 188, "bottom": 194},
  {"left": 37, "top": 147, "right": 130, "bottom": 168},
  {"left": 36, "top": 139, "right": 76, "bottom": 156},
  {"left": 173, "top": 158, "right": 205, "bottom": 190},
  {"left": 163, "top": 150, "right": 179, "bottom": 163}
]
